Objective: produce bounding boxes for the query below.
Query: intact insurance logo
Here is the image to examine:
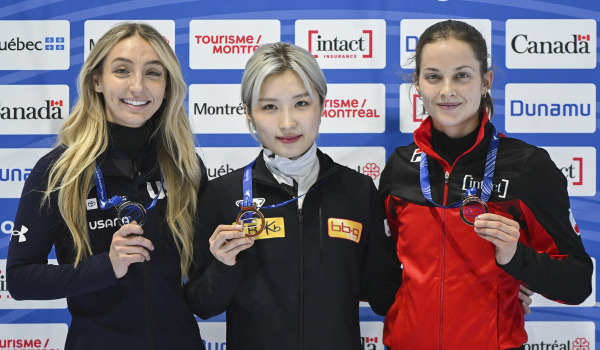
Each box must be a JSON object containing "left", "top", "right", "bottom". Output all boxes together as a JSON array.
[
  {"left": 524, "top": 322, "right": 594, "bottom": 350},
  {"left": 0, "top": 85, "right": 69, "bottom": 135},
  {"left": 0, "top": 259, "right": 67, "bottom": 309},
  {"left": 84, "top": 20, "right": 175, "bottom": 60},
  {"left": 505, "top": 84, "right": 595, "bottom": 133},
  {"left": 542, "top": 147, "right": 596, "bottom": 197},
  {"left": 321, "top": 84, "right": 385, "bottom": 133},
  {"left": 0, "top": 21, "right": 69, "bottom": 70},
  {"left": 400, "top": 19, "right": 491, "bottom": 69},
  {"left": 189, "top": 84, "right": 247, "bottom": 134},
  {"left": 295, "top": 20, "right": 386, "bottom": 69},
  {"left": 190, "top": 20, "right": 280, "bottom": 69},
  {"left": 0, "top": 148, "right": 51, "bottom": 198},
  {"left": 506, "top": 19, "right": 596, "bottom": 69}
]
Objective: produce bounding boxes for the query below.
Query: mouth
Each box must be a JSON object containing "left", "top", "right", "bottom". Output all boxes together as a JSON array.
[
  {"left": 122, "top": 99, "right": 150, "bottom": 107},
  {"left": 437, "top": 102, "right": 461, "bottom": 110},
  {"left": 277, "top": 135, "right": 302, "bottom": 144}
]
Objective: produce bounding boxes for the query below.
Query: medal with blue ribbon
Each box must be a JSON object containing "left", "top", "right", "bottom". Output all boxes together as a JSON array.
[
  {"left": 239, "top": 159, "right": 325, "bottom": 237},
  {"left": 419, "top": 125, "right": 500, "bottom": 226},
  {"left": 94, "top": 164, "right": 163, "bottom": 227}
]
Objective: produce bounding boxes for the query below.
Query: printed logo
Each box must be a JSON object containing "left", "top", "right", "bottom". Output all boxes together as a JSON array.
[
  {"left": 400, "top": 19, "right": 491, "bottom": 69},
  {"left": 86, "top": 198, "right": 98, "bottom": 210},
  {"left": 462, "top": 176, "right": 509, "bottom": 199},
  {"left": 0, "top": 260, "right": 67, "bottom": 309},
  {"left": 410, "top": 149, "right": 422, "bottom": 163},
  {"left": 196, "top": 147, "right": 262, "bottom": 180},
  {"left": 524, "top": 321, "right": 594, "bottom": 347},
  {"left": 146, "top": 181, "right": 166, "bottom": 199},
  {"left": 11, "top": 225, "right": 28, "bottom": 242},
  {"left": 542, "top": 147, "right": 596, "bottom": 197},
  {"left": 234, "top": 198, "right": 265, "bottom": 209},
  {"left": 84, "top": 20, "right": 175, "bottom": 60},
  {"left": 505, "top": 84, "right": 595, "bottom": 133},
  {"left": 0, "top": 323, "right": 68, "bottom": 349},
  {"left": 188, "top": 84, "right": 248, "bottom": 134},
  {"left": 235, "top": 217, "right": 285, "bottom": 240},
  {"left": 0, "top": 149, "right": 51, "bottom": 199},
  {"left": 321, "top": 147, "right": 386, "bottom": 188},
  {"left": 0, "top": 85, "right": 69, "bottom": 135},
  {"left": 296, "top": 20, "right": 386, "bottom": 69},
  {"left": 359, "top": 321, "right": 384, "bottom": 349},
  {"left": 199, "top": 322, "right": 226, "bottom": 350},
  {"left": 569, "top": 209, "right": 580, "bottom": 236},
  {"left": 0, "top": 21, "right": 70, "bottom": 70},
  {"left": 190, "top": 20, "right": 280, "bottom": 69},
  {"left": 399, "top": 83, "right": 427, "bottom": 133},
  {"left": 328, "top": 218, "right": 362, "bottom": 243},
  {"left": 506, "top": 19, "right": 596, "bottom": 69},
  {"left": 88, "top": 218, "right": 122, "bottom": 231},
  {"left": 320, "top": 84, "right": 385, "bottom": 133}
]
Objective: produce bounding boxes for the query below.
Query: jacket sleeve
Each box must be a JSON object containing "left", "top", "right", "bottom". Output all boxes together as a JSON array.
[
  {"left": 7, "top": 152, "right": 116, "bottom": 300},
  {"left": 500, "top": 147, "right": 593, "bottom": 304},
  {"left": 360, "top": 179, "right": 403, "bottom": 315},
  {"left": 185, "top": 179, "right": 243, "bottom": 319}
]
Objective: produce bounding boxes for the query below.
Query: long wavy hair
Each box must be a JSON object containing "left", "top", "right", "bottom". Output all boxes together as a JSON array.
[{"left": 43, "top": 22, "right": 201, "bottom": 282}]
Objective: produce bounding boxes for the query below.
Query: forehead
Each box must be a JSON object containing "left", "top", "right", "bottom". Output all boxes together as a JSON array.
[
  {"left": 420, "top": 38, "right": 479, "bottom": 69},
  {"left": 260, "top": 70, "right": 312, "bottom": 95},
  {"left": 105, "top": 34, "right": 161, "bottom": 62}
]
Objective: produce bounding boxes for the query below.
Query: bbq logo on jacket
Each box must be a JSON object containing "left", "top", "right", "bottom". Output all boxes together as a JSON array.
[{"left": 328, "top": 218, "right": 362, "bottom": 243}]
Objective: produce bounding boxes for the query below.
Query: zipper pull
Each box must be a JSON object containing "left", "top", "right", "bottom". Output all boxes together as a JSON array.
[{"left": 445, "top": 171, "right": 449, "bottom": 184}]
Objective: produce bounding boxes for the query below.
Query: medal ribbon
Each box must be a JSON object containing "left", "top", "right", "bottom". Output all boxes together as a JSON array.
[
  {"left": 241, "top": 160, "right": 324, "bottom": 210},
  {"left": 94, "top": 164, "right": 164, "bottom": 212},
  {"left": 419, "top": 125, "right": 500, "bottom": 208}
]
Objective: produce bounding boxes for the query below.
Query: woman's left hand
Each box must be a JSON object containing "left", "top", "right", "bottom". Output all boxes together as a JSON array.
[{"left": 474, "top": 213, "right": 520, "bottom": 265}]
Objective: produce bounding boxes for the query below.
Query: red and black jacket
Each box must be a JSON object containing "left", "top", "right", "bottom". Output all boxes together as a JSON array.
[{"left": 379, "top": 114, "right": 592, "bottom": 350}]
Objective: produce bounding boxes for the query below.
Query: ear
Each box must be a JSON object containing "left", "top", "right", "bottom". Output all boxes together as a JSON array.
[
  {"left": 92, "top": 74, "right": 102, "bottom": 93},
  {"left": 482, "top": 70, "right": 494, "bottom": 92},
  {"left": 244, "top": 104, "right": 254, "bottom": 128},
  {"left": 413, "top": 72, "right": 420, "bottom": 93}
]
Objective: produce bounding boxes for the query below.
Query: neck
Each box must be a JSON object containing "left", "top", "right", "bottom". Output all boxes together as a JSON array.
[{"left": 107, "top": 121, "right": 152, "bottom": 160}]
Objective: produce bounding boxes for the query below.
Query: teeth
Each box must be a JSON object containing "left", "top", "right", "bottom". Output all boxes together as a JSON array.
[{"left": 123, "top": 99, "right": 148, "bottom": 106}]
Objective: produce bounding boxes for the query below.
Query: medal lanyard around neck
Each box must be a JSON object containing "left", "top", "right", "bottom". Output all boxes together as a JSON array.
[
  {"left": 419, "top": 125, "right": 500, "bottom": 209},
  {"left": 94, "top": 164, "right": 163, "bottom": 211},
  {"left": 241, "top": 160, "right": 324, "bottom": 209}
]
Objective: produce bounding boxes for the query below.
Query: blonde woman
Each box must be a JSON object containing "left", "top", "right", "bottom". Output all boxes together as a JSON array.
[{"left": 7, "top": 23, "right": 206, "bottom": 350}]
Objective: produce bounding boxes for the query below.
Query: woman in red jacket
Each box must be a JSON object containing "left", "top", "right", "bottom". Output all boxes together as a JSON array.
[{"left": 380, "top": 20, "right": 592, "bottom": 350}]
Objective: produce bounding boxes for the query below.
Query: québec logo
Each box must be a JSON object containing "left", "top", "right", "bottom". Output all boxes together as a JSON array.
[
  {"left": 0, "top": 37, "right": 64, "bottom": 51},
  {"left": 11, "top": 225, "right": 28, "bottom": 242}
]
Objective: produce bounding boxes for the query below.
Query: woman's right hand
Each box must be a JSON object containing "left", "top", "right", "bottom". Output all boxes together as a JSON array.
[
  {"left": 109, "top": 222, "right": 154, "bottom": 279},
  {"left": 209, "top": 225, "right": 254, "bottom": 266}
]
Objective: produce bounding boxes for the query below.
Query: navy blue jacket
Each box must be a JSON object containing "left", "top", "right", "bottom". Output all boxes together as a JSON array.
[{"left": 7, "top": 141, "right": 206, "bottom": 350}]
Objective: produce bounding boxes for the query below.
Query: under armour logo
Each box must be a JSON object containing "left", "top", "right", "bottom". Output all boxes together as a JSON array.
[{"left": 11, "top": 225, "right": 28, "bottom": 242}]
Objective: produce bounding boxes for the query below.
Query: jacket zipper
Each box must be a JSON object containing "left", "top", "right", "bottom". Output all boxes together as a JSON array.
[
  {"left": 295, "top": 180, "right": 304, "bottom": 350},
  {"left": 133, "top": 160, "right": 156, "bottom": 350},
  {"left": 439, "top": 169, "right": 451, "bottom": 350}
]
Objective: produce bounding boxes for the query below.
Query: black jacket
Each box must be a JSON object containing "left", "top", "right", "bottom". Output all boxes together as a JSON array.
[
  {"left": 186, "top": 149, "right": 402, "bottom": 350},
  {"left": 7, "top": 141, "right": 205, "bottom": 350}
]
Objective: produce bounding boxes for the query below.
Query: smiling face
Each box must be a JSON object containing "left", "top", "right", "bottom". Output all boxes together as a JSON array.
[
  {"left": 415, "top": 38, "right": 493, "bottom": 138},
  {"left": 247, "top": 70, "right": 322, "bottom": 160},
  {"left": 93, "top": 34, "right": 167, "bottom": 128}
]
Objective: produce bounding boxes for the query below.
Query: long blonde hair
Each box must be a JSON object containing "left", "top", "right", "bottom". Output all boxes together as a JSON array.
[{"left": 43, "top": 22, "right": 201, "bottom": 282}]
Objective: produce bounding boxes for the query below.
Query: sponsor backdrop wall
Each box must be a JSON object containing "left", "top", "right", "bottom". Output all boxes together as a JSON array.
[{"left": 0, "top": 0, "right": 599, "bottom": 349}]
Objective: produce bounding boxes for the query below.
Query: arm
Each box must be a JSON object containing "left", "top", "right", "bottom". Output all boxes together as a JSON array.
[
  {"left": 7, "top": 153, "right": 117, "bottom": 300},
  {"left": 361, "top": 180, "right": 403, "bottom": 315},
  {"left": 185, "top": 180, "right": 252, "bottom": 319},
  {"left": 477, "top": 148, "right": 592, "bottom": 304}
]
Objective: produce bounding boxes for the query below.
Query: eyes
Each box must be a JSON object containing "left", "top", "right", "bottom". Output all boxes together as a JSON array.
[
  {"left": 112, "top": 65, "right": 164, "bottom": 79},
  {"left": 424, "top": 71, "right": 471, "bottom": 82},
  {"left": 260, "top": 100, "right": 312, "bottom": 111}
]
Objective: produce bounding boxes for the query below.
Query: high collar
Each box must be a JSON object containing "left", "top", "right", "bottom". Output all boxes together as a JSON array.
[{"left": 414, "top": 110, "right": 494, "bottom": 168}]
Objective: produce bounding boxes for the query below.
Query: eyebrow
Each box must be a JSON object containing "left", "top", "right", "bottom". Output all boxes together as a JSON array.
[
  {"left": 423, "top": 65, "right": 475, "bottom": 72},
  {"left": 258, "top": 92, "right": 311, "bottom": 102},
  {"left": 111, "top": 57, "right": 164, "bottom": 66}
]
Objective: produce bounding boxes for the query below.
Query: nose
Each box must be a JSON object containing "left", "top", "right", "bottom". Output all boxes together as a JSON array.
[
  {"left": 129, "top": 73, "right": 144, "bottom": 94},
  {"left": 279, "top": 107, "right": 297, "bottom": 130},
  {"left": 440, "top": 78, "right": 456, "bottom": 98}
]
